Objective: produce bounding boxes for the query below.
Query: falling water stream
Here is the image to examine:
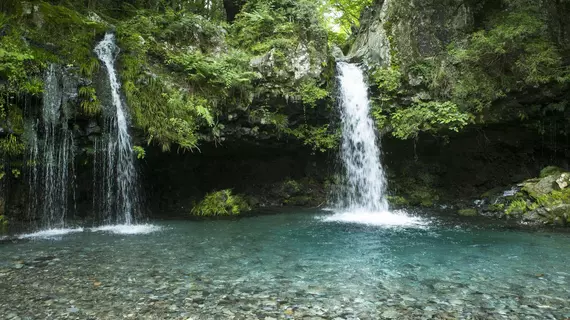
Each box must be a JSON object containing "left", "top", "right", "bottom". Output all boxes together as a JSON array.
[
  {"left": 94, "top": 33, "right": 139, "bottom": 226},
  {"left": 325, "top": 62, "right": 424, "bottom": 226},
  {"left": 25, "top": 64, "right": 77, "bottom": 231}
]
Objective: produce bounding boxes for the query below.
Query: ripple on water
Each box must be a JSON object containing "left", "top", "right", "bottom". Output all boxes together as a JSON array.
[
  {"left": 18, "top": 228, "right": 84, "bottom": 240},
  {"left": 319, "top": 209, "right": 429, "bottom": 228},
  {"left": 90, "top": 224, "right": 162, "bottom": 235}
]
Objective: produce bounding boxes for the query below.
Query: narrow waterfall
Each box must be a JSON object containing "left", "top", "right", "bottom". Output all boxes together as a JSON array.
[
  {"left": 94, "top": 33, "right": 139, "bottom": 225},
  {"left": 325, "top": 62, "right": 424, "bottom": 226},
  {"left": 26, "top": 64, "right": 76, "bottom": 229},
  {"left": 335, "top": 62, "right": 388, "bottom": 212}
]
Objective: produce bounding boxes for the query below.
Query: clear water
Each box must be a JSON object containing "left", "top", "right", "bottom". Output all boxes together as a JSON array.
[
  {"left": 94, "top": 33, "right": 140, "bottom": 225},
  {"left": 1, "top": 211, "right": 569, "bottom": 319}
]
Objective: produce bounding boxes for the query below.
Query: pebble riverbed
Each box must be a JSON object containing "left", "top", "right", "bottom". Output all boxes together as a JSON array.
[{"left": 1, "top": 213, "right": 569, "bottom": 320}]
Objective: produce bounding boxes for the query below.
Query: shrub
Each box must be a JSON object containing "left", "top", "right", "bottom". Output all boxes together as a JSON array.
[{"left": 191, "top": 190, "right": 251, "bottom": 216}]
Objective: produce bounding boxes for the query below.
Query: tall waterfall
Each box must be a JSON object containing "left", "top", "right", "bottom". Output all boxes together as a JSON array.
[
  {"left": 94, "top": 33, "right": 139, "bottom": 225},
  {"left": 335, "top": 62, "right": 388, "bottom": 212},
  {"left": 325, "top": 62, "right": 424, "bottom": 227},
  {"left": 26, "top": 64, "right": 76, "bottom": 229}
]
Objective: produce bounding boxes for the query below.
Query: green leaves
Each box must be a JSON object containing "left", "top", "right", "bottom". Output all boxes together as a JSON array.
[
  {"left": 448, "top": 9, "right": 566, "bottom": 113},
  {"left": 0, "top": 135, "right": 25, "bottom": 157},
  {"left": 287, "top": 124, "right": 340, "bottom": 152},
  {"left": 191, "top": 190, "right": 251, "bottom": 216},
  {"left": 372, "top": 67, "right": 402, "bottom": 93},
  {"left": 319, "top": 0, "right": 373, "bottom": 45},
  {"left": 391, "top": 101, "right": 471, "bottom": 140}
]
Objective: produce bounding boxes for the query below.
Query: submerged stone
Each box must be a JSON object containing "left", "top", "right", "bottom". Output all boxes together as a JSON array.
[{"left": 458, "top": 208, "right": 478, "bottom": 217}]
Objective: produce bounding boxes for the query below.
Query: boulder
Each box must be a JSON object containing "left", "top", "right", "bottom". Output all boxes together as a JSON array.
[
  {"left": 458, "top": 208, "right": 477, "bottom": 217},
  {"left": 545, "top": 204, "right": 570, "bottom": 226},
  {"left": 556, "top": 173, "right": 570, "bottom": 190},
  {"left": 522, "top": 175, "right": 559, "bottom": 199}
]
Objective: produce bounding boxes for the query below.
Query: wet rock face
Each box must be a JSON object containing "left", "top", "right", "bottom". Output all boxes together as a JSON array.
[
  {"left": 350, "top": 0, "right": 474, "bottom": 66},
  {"left": 351, "top": 0, "right": 570, "bottom": 68}
]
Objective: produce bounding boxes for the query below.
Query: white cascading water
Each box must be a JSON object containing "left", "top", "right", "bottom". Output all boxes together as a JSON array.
[
  {"left": 20, "top": 64, "right": 81, "bottom": 237},
  {"left": 94, "top": 33, "right": 139, "bottom": 225},
  {"left": 335, "top": 62, "right": 389, "bottom": 212},
  {"left": 324, "top": 62, "right": 425, "bottom": 227}
]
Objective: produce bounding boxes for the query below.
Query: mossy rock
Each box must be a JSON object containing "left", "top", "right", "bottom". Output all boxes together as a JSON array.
[
  {"left": 546, "top": 204, "right": 570, "bottom": 226},
  {"left": 458, "top": 208, "right": 478, "bottom": 217},
  {"left": 387, "top": 195, "right": 409, "bottom": 207},
  {"left": 191, "top": 190, "right": 251, "bottom": 217},
  {"left": 284, "top": 196, "right": 313, "bottom": 207},
  {"left": 539, "top": 166, "right": 567, "bottom": 178},
  {"left": 406, "top": 187, "right": 439, "bottom": 207},
  {"left": 480, "top": 186, "right": 505, "bottom": 199},
  {"left": 522, "top": 175, "right": 559, "bottom": 200}
]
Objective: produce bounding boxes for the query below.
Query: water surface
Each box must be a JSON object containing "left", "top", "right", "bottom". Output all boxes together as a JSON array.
[{"left": 1, "top": 210, "right": 569, "bottom": 319}]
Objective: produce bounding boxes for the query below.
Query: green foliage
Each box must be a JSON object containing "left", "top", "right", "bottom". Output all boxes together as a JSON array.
[
  {"left": 79, "top": 86, "right": 101, "bottom": 115},
  {"left": 0, "top": 13, "right": 43, "bottom": 94},
  {"left": 505, "top": 199, "right": 529, "bottom": 215},
  {"left": 117, "top": 9, "right": 259, "bottom": 151},
  {"left": 372, "top": 66, "right": 402, "bottom": 93},
  {"left": 232, "top": 0, "right": 326, "bottom": 51},
  {"left": 0, "top": 135, "right": 25, "bottom": 157},
  {"left": 319, "top": 0, "right": 373, "bottom": 45},
  {"left": 250, "top": 108, "right": 289, "bottom": 131},
  {"left": 23, "top": 3, "right": 106, "bottom": 77},
  {"left": 133, "top": 146, "right": 145, "bottom": 159},
  {"left": 391, "top": 101, "right": 471, "bottom": 139},
  {"left": 166, "top": 49, "right": 257, "bottom": 97},
  {"left": 296, "top": 79, "right": 328, "bottom": 107},
  {"left": 191, "top": 189, "right": 251, "bottom": 217},
  {"left": 448, "top": 9, "right": 567, "bottom": 112},
  {"left": 0, "top": 215, "right": 7, "bottom": 227},
  {"left": 288, "top": 124, "right": 340, "bottom": 152},
  {"left": 535, "top": 189, "right": 570, "bottom": 209}
]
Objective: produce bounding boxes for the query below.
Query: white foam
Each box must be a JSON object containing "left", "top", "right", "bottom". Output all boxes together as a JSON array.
[
  {"left": 90, "top": 224, "right": 162, "bottom": 235},
  {"left": 319, "top": 209, "right": 429, "bottom": 228},
  {"left": 18, "top": 228, "right": 84, "bottom": 239}
]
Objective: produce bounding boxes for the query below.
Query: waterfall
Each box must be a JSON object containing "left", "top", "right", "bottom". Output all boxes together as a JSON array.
[
  {"left": 325, "top": 62, "right": 425, "bottom": 227},
  {"left": 335, "top": 62, "right": 388, "bottom": 212},
  {"left": 94, "top": 33, "right": 139, "bottom": 225},
  {"left": 26, "top": 64, "right": 76, "bottom": 229}
]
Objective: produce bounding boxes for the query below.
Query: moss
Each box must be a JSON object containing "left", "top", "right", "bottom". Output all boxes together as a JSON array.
[
  {"left": 535, "top": 188, "right": 570, "bottom": 208},
  {"left": 191, "top": 190, "right": 251, "bottom": 217},
  {"left": 488, "top": 203, "right": 505, "bottom": 212},
  {"left": 458, "top": 208, "right": 478, "bottom": 217},
  {"left": 539, "top": 166, "right": 567, "bottom": 178},
  {"left": 505, "top": 199, "right": 529, "bottom": 215},
  {"left": 406, "top": 187, "right": 439, "bottom": 207},
  {"left": 387, "top": 195, "right": 409, "bottom": 207}
]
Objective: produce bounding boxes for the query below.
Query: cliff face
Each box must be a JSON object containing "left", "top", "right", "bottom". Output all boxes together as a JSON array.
[
  {"left": 351, "top": 0, "right": 570, "bottom": 67},
  {"left": 349, "top": 0, "right": 474, "bottom": 67}
]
